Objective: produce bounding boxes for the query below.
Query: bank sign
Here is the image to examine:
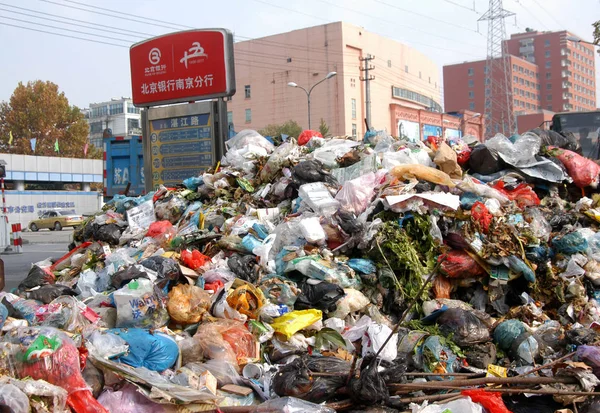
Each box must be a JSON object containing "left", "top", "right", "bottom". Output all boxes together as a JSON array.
[{"left": 130, "top": 29, "right": 236, "bottom": 107}]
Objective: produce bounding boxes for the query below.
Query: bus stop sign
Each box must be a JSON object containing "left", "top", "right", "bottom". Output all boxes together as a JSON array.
[{"left": 130, "top": 29, "right": 236, "bottom": 107}]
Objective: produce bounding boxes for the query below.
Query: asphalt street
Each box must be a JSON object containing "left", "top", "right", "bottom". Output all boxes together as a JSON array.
[{"left": 3, "top": 229, "right": 72, "bottom": 291}]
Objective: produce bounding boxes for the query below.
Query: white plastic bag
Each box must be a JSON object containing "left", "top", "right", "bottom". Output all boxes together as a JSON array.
[
  {"left": 331, "top": 289, "right": 370, "bottom": 319},
  {"left": 410, "top": 397, "right": 483, "bottom": 413},
  {"left": 76, "top": 269, "right": 98, "bottom": 298},
  {"left": 113, "top": 278, "right": 169, "bottom": 329},
  {"left": 382, "top": 148, "right": 435, "bottom": 169},
  {"left": 335, "top": 172, "right": 383, "bottom": 214},
  {"left": 362, "top": 323, "right": 398, "bottom": 362},
  {"left": 485, "top": 132, "right": 541, "bottom": 167},
  {"left": 226, "top": 129, "right": 274, "bottom": 153},
  {"left": 299, "top": 217, "right": 326, "bottom": 244}
]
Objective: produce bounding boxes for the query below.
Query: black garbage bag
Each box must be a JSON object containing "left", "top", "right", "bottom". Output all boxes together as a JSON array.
[
  {"left": 294, "top": 279, "right": 345, "bottom": 314},
  {"left": 465, "top": 342, "right": 497, "bottom": 369},
  {"left": 334, "top": 209, "right": 364, "bottom": 235},
  {"left": 273, "top": 355, "right": 351, "bottom": 403},
  {"left": 567, "top": 328, "right": 599, "bottom": 346},
  {"left": 94, "top": 223, "right": 123, "bottom": 245},
  {"left": 437, "top": 308, "right": 490, "bottom": 347},
  {"left": 292, "top": 160, "right": 337, "bottom": 186},
  {"left": 532, "top": 127, "right": 580, "bottom": 152},
  {"left": 82, "top": 361, "right": 105, "bottom": 399},
  {"left": 503, "top": 394, "right": 562, "bottom": 413},
  {"left": 227, "top": 254, "right": 258, "bottom": 283},
  {"left": 139, "top": 256, "right": 182, "bottom": 289},
  {"left": 111, "top": 265, "right": 150, "bottom": 289},
  {"left": 25, "top": 284, "right": 77, "bottom": 304},
  {"left": 18, "top": 265, "right": 55, "bottom": 291},
  {"left": 468, "top": 144, "right": 503, "bottom": 175},
  {"left": 349, "top": 355, "right": 389, "bottom": 405}
]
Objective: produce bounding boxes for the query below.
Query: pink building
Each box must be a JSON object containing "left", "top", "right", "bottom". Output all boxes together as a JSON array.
[
  {"left": 444, "top": 30, "right": 596, "bottom": 137},
  {"left": 229, "top": 22, "right": 444, "bottom": 140}
]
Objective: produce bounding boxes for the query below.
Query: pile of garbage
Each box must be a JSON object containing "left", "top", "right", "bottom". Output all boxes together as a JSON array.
[{"left": 4, "top": 127, "right": 600, "bottom": 412}]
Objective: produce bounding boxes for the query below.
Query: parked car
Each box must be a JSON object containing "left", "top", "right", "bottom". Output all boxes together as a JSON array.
[{"left": 28, "top": 209, "right": 83, "bottom": 231}]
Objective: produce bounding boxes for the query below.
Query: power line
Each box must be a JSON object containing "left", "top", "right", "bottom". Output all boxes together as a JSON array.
[
  {"left": 530, "top": 0, "right": 564, "bottom": 29},
  {"left": 510, "top": 0, "right": 549, "bottom": 31},
  {"left": 0, "top": 15, "right": 134, "bottom": 43},
  {"left": 248, "top": 0, "right": 329, "bottom": 22},
  {"left": 0, "top": 21, "right": 129, "bottom": 48},
  {"left": 441, "top": 0, "right": 479, "bottom": 12},
  {"left": 0, "top": 6, "right": 145, "bottom": 39},
  {"left": 0, "top": 2, "right": 154, "bottom": 36}
]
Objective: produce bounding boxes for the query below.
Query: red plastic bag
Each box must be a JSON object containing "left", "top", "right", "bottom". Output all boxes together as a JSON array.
[
  {"left": 194, "top": 319, "right": 257, "bottom": 367},
  {"left": 491, "top": 181, "right": 540, "bottom": 209},
  {"left": 146, "top": 220, "right": 174, "bottom": 238},
  {"left": 461, "top": 389, "right": 512, "bottom": 413},
  {"left": 439, "top": 250, "right": 486, "bottom": 279},
  {"left": 471, "top": 201, "right": 492, "bottom": 233},
  {"left": 181, "top": 249, "right": 211, "bottom": 270},
  {"left": 298, "top": 130, "right": 323, "bottom": 146},
  {"left": 550, "top": 146, "right": 600, "bottom": 188}
]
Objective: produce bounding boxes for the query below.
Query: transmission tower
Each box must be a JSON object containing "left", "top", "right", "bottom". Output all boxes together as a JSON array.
[{"left": 478, "top": 0, "right": 516, "bottom": 137}]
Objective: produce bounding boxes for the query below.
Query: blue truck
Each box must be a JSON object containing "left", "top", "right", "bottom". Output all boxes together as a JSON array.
[{"left": 103, "top": 136, "right": 145, "bottom": 201}]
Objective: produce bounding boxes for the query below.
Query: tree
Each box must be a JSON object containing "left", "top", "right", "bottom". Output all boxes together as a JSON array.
[
  {"left": 318, "top": 118, "right": 331, "bottom": 138},
  {"left": 258, "top": 120, "right": 303, "bottom": 138},
  {"left": 0, "top": 81, "right": 101, "bottom": 158},
  {"left": 593, "top": 21, "right": 600, "bottom": 49}
]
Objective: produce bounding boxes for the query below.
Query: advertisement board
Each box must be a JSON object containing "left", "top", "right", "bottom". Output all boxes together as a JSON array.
[
  {"left": 130, "top": 29, "right": 236, "bottom": 107},
  {"left": 143, "top": 102, "right": 225, "bottom": 192}
]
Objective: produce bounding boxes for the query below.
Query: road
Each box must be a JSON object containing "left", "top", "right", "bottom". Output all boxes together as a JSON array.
[{"left": 3, "top": 229, "right": 72, "bottom": 291}]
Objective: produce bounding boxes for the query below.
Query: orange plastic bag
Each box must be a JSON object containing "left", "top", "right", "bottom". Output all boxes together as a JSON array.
[
  {"left": 471, "top": 201, "right": 492, "bottom": 233},
  {"left": 491, "top": 181, "right": 539, "bottom": 209},
  {"left": 167, "top": 284, "right": 212, "bottom": 324},
  {"left": 298, "top": 130, "right": 323, "bottom": 146},
  {"left": 433, "top": 275, "right": 452, "bottom": 299},
  {"left": 439, "top": 250, "right": 486, "bottom": 279},
  {"left": 226, "top": 283, "right": 265, "bottom": 319},
  {"left": 194, "top": 320, "right": 257, "bottom": 368}
]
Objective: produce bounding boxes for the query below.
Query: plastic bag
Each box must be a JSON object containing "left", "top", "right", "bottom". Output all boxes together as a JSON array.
[
  {"left": 437, "top": 308, "right": 490, "bottom": 346},
  {"left": 433, "top": 275, "right": 452, "bottom": 299},
  {"left": 382, "top": 148, "right": 435, "bottom": 169},
  {"left": 25, "top": 284, "right": 77, "bottom": 304},
  {"left": 98, "top": 383, "right": 174, "bottom": 413},
  {"left": 551, "top": 146, "right": 600, "bottom": 187},
  {"left": 491, "top": 181, "right": 540, "bottom": 209},
  {"left": 226, "top": 283, "right": 265, "bottom": 319},
  {"left": 94, "top": 223, "right": 124, "bottom": 245},
  {"left": 167, "top": 284, "right": 211, "bottom": 324},
  {"left": 36, "top": 296, "right": 92, "bottom": 333},
  {"left": 273, "top": 356, "right": 350, "bottom": 404},
  {"left": 271, "top": 309, "right": 323, "bottom": 339},
  {"left": 457, "top": 176, "right": 510, "bottom": 204},
  {"left": 175, "top": 359, "right": 240, "bottom": 387},
  {"left": 18, "top": 265, "right": 55, "bottom": 290},
  {"left": 576, "top": 345, "right": 600, "bottom": 378},
  {"left": 146, "top": 220, "right": 176, "bottom": 245},
  {"left": 362, "top": 323, "right": 398, "bottom": 362},
  {"left": 335, "top": 172, "right": 383, "bottom": 214},
  {"left": 390, "top": 164, "right": 455, "bottom": 188},
  {"left": 299, "top": 217, "right": 327, "bottom": 244},
  {"left": 180, "top": 249, "right": 211, "bottom": 270},
  {"left": 139, "top": 256, "right": 182, "bottom": 288},
  {"left": 292, "top": 159, "right": 336, "bottom": 186},
  {"left": 254, "top": 397, "right": 335, "bottom": 413},
  {"left": 439, "top": 250, "right": 486, "bottom": 279},
  {"left": 486, "top": 132, "right": 541, "bottom": 166},
  {"left": 0, "top": 382, "right": 30, "bottom": 413},
  {"left": 468, "top": 144, "right": 502, "bottom": 175},
  {"left": 108, "top": 328, "right": 178, "bottom": 372},
  {"left": 194, "top": 319, "right": 257, "bottom": 366},
  {"left": 226, "top": 129, "right": 275, "bottom": 153},
  {"left": 553, "top": 231, "right": 589, "bottom": 255},
  {"left": 494, "top": 319, "right": 526, "bottom": 350},
  {"left": 417, "top": 335, "right": 459, "bottom": 374},
  {"left": 347, "top": 258, "right": 376, "bottom": 274},
  {"left": 411, "top": 398, "right": 483, "bottom": 413},
  {"left": 111, "top": 265, "right": 151, "bottom": 289},
  {"left": 524, "top": 207, "right": 551, "bottom": 242},
  {"left": 298, "top": 182, "right": 340, "bottom": 215},
  {"left": 294, "top": 279, "right": 345, "bottom": 314},
  {"left": 227, "top": 254, "right": 258, "bottom": 283},
  {"left": 183, "top": 176, "right": 203, "bottom": 191},
  {"left": 5, "top": 326, "right": 108, "bottom": 413},
  {"left": 113, "top": 278, "right": 169, "bottom": 329},
  {"left": 85, "top": 329, "right": 129, "bottom": 359},
  {"left": 329, "top": 288, "right": 369, "bottom": 319},
  {"left": 434, "top": 142, "right": 462, "bottom": 179},
  {"left": 154, "top": 195, "right": 188, "bottom": 224}
]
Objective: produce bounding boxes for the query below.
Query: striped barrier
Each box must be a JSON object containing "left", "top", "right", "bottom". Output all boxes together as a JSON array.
[{"left": 11, "top": 223, "right": 22, "bottom": 253}]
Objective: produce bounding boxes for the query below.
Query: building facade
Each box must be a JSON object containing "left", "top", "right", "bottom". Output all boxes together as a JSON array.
[
  {"left": 443, "top": 30, "right": 596, "bottom": 136},
  {"left": 86, "top": 98, "right": 142, "bottom": 149},
  {"left": 228, "top": 22, "right": 443, "bottom": 139}
]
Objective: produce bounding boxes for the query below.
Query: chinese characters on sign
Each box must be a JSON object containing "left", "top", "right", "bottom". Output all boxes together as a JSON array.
[
  {"left": 3, "top": 202, "right": 75, "bottom": 213},
  {"left": 140, "top": 75, "right": 214, "bottom": 95}
]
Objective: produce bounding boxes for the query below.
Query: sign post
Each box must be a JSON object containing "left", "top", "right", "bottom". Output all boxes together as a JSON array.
[{"left": 130, "top": 29, "right": 236, "bottom": 192}]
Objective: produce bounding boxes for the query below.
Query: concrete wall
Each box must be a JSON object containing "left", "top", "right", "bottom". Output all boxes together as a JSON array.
[
  {"left": 516, "top": 111, "right": 555, "bottom": 134},
  {"left": 0, "top": 153, "right": 103, "bottom": 183},
  {"left": 229, "top": 22, "right": 442, "bottom": 138}
]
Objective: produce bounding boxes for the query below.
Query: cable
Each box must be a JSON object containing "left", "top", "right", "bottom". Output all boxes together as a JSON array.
[
  {"left": 441, "top": 0, "right": 479, "bottom": 12},
  {"left": 248, "top": 0, "right": 329, "bottom": 22},
  {"left": 510, "top": 0, "right": 550, "bottom": 31},
  {"left": 372, "top": 0, "right": 481, "bottom": 33},
  {"left": 0, "top": 6, "right": 145, "bottom": 39},
  {"left": 530, "top": 0, "right": 565, "bottom": 29},
  {"left": 0, "top": 2, "right": 154, "bottom": 36},
  {"left": 0, "top": 21, "right": 129, "bottom": 48},
  {"left": 0, "top": 15, "right": 134, "bottom": 43}
]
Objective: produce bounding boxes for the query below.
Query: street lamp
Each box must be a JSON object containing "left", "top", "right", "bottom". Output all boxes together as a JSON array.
[
  {"left": 566, "top": 35, "right": 599, "bottom": 48},
  {"left": 287, "top": 71, "right": 337, "bottom": 130},
  {"left": 460, "top": 112, "right": 481, "bottom": 136}
]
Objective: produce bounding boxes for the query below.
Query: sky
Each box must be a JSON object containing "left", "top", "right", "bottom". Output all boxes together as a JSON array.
[{"left": 0, "top": 0, "right": 599, "bottom": 109}]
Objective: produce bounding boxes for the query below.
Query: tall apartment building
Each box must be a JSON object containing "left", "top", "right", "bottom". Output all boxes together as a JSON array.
[
  {"left": 444, "top": 30, "right": 596, "bottom": 134},
  {"left": 228, "top": 22, "right": 449, "bottom": 140},
  {"left": 86, "top": 97, "right": 142, "bottom": 149}
]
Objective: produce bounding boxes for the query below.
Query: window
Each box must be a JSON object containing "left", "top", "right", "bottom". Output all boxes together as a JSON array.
[
  {"left": 547, "top": 83, "right": 553, "bottom": 90},
  {"left": 352, "top": 123, "right": 357, "bottom": 138},
  {"left": 545, "top": 39, "right": 550, "bottom": 47},
  {"left": 391, "top": 87, "right": 442, "bottom": 112},
  {"left": 537, "top": 84, "right": 540, "bottom": 90},
  {"left": 547, "top": 105, "right": 553, "bottom": 110},
  {"left": 127, "top": 102, "right": 140, "bottom": 114},
  {"left": 127, "top": 118, "right": 139, "bottom": 132},
  {"left": 387, "top": 60, "right": 392, "bottom": 68},
  {"left": 526, "top": 80, "right": 530, "bottom": 87},
  {"left": 351, "top": 98, "right": 356, "bottom": 120},
  {"left": 526, "top": 102, "right": 531, "bottom": 109},
  {"left": 429, "top": 76, "right": 431, "bottom": 84},
  {"left": 513, "top": 75, "right": 518, "bottom": 82},
  {"left": 513, "top": 64, "right": 517, "bottom": 71},
  {"left": 547, "top": 94, "right": 552, "bottom": 101},
  {"left": 484, "top": 67, "right": 488, "bottom": 74},
  {"left": 468, "top": 91, "right": 474, "bottom": 99},
  {"left": 545, "top": 50, "right": 551, "bottom": 58},
  {"left": 109, "top": 103, "right": 123, "bottom": 115},
  {"left": 520, "top": 78, "right": 524, "bottom": 85},
  {"left": 468, "top": 79, "right": 474, "bottom": 88},
  {"left": 526, "top": 91, "right": 530, "bottom": 98},
  {"left": 468, "top": 68, "right": 474, "bottom": 76},
  {"left": 227, "top": 111, "right": 233, "bottom": 124},
  {"left": 405, "top": 65, "right": 408, "bottom": 73},
  {"left": 245, "top": 109, "right": 251, "bottom": 123},
  {"left": 546, "top": 61, "right": 551, "bottom": 69},
  {"left": 525, "top": 69, "right": 529, "bottom": 76},
  {"left": 546, "top": 72, "right": 551, "bottom": 79},
  {"left": 244, "top": 85, "right": 251, "bottom": 99},
  {"left": 287, "top": 57, "right": 292, "bottom": 63},
  {"left": 469, "top": 102, "right": 475, "bottom": 110},
  {"left": 419, "top": 71, "right": 422, "bottom": 79},
  {"left": 485, "top": 87, "right": 490, "bottom": 96},
  {"left": 520, "top": 89, "right": 525, "bottom": 96},
  {"left": 89, "top": 122, "right": 103, "bottom": 134},
  {"left": 519, "top": 66, "right": 524, "bottom": 73}
]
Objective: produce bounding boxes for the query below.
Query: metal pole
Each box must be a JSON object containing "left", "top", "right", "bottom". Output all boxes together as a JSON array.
[
  {"left": 2, "top": 178, "right": 11, "bottom": 252},
  {"left": 307, "top": 93, "right": 311, "bottom": 130},
  {"left": 365, "top": 55, "right": 372, "bottom": 128}
]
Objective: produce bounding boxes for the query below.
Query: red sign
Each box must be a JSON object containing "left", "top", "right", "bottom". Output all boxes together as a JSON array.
[{"left": 130, "top": 29, "right": 236, "bottom": 107}]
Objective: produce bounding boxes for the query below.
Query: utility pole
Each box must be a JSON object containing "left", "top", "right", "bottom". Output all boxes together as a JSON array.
[{"left": 360, "top": 54, "right": 375, "bottom": 129}]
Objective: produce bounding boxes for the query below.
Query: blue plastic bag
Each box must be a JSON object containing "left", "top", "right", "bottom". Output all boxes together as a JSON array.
[
  {"left": 553, "top": 231, "right": 589, "bottom": 255},
  {"left": 507, "top": 256, "right": 536, "bottom": 282},
  {"left": 241, "top": 234, "right": 263, "bottom": 253},
  {"left": 347, "top": 258, "right": 376, "bottom": 275},
  {"left": 183, "top": 176, "right": 204, "bottom": 191},
  {"left": 0, "top": 303, "right": 7, "bottom": 329},
  {"left": 109, "top": 328, "right": 179, "bottom": 371},
  {"left": 494, "top": 319, "right": 526, "bottom": 350}
]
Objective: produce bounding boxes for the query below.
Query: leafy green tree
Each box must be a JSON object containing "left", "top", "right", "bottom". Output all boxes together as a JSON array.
[
  {"left": 258, "top": 120, "right": 303, "bottom": 138},
  {"left": 593, "top": 21, "right": 600, "bottom": 50},
  {"left": 0, "top": 80, "right": 101, "bottom": 158},
  {"left": 318, "top": 118, "right": 331, "bottom": 138}
]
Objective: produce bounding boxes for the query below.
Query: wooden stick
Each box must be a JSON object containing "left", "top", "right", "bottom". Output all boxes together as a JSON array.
[
  {"left": 479, "top": 388, "right": 600, "bottom": 397},
  {"left": 326, "top": 399, "right": 354, "bottom": 411},
  {"left": 397, "top": 392, "right": 461, "bottom": 404},
  {"left": 402, "top": 372, "right": 485, "bottom": 377},
  {"left": 389, "top": 375, "right": 577, "bottom": 391},
  {"left": 514, "top": 351, "right": 576, "bottom": 378}
]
